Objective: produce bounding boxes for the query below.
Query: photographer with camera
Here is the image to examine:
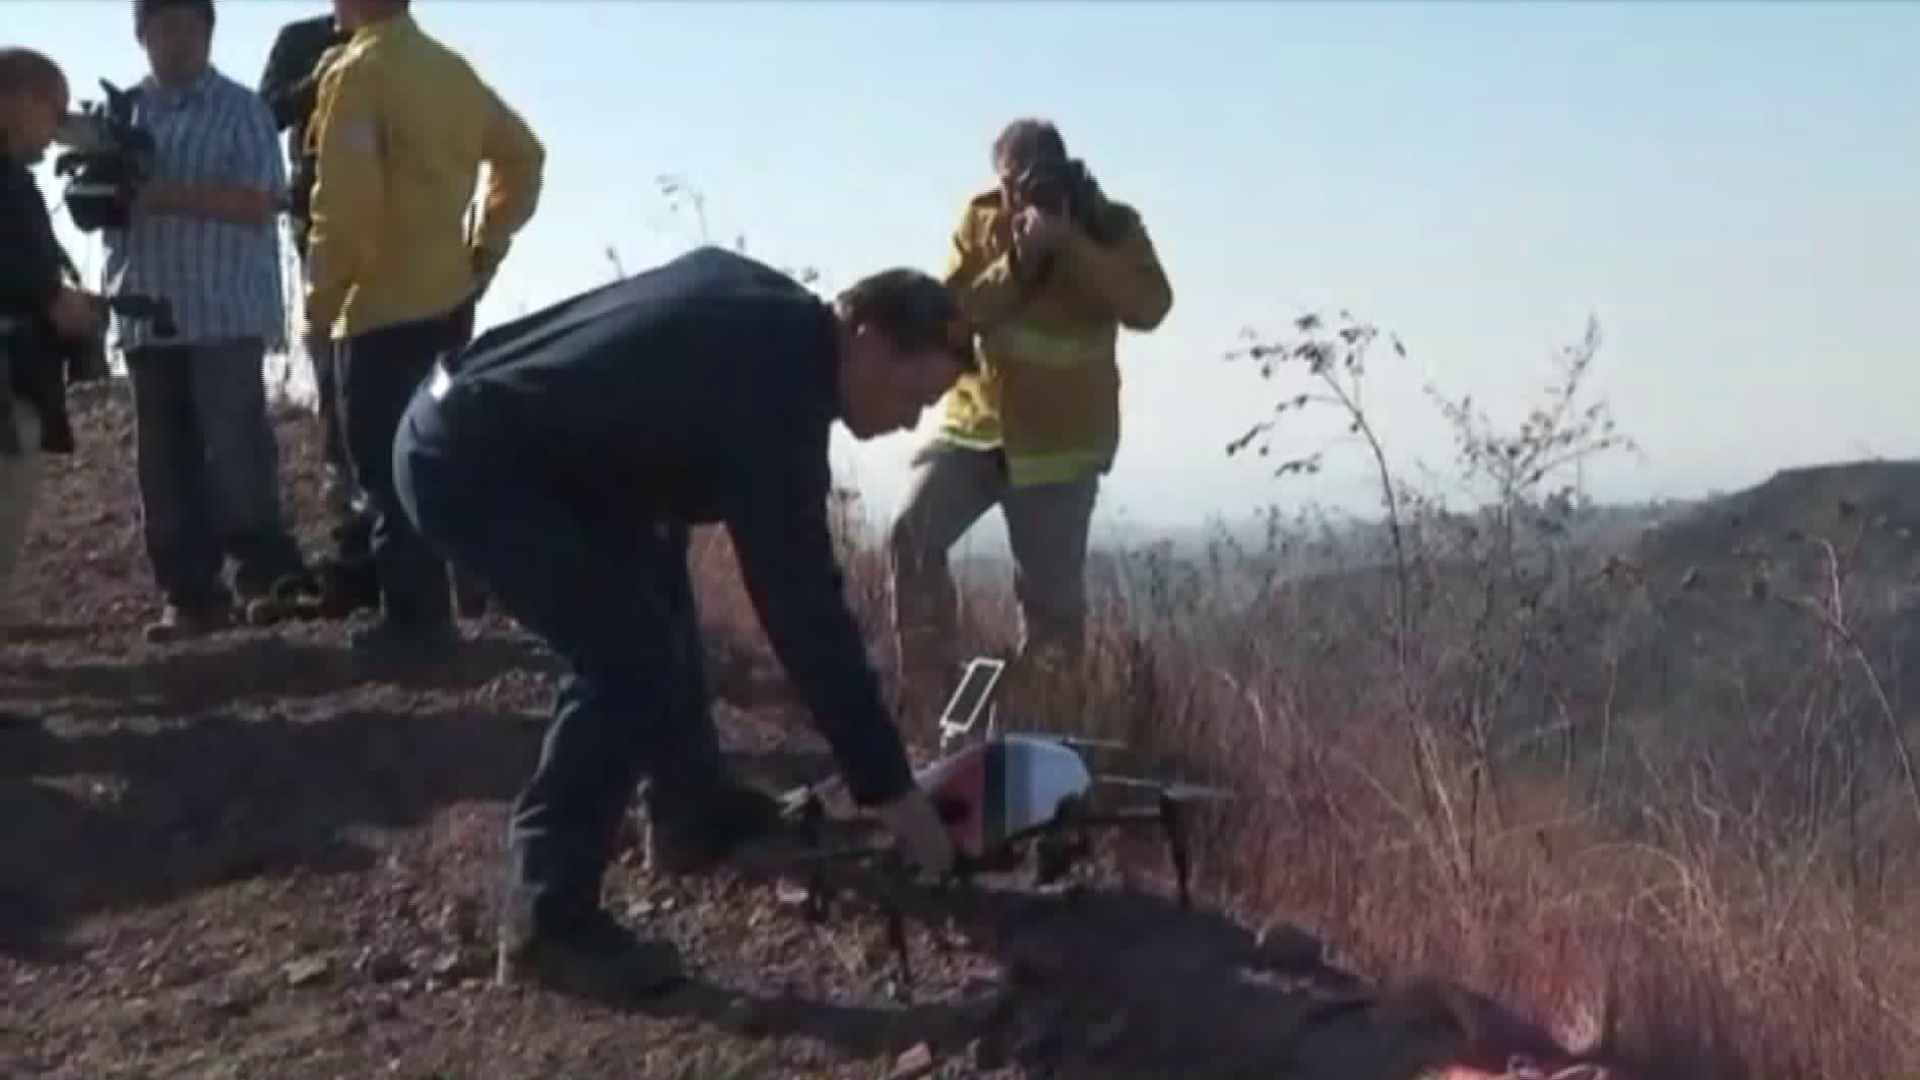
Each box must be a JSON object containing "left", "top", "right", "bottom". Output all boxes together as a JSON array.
[
  {"left": 888, "top": 118, "right": 1173, "bottom": 714},
  {"left": 100, "top": 0, "right": 314, "bottom": 643},
  {"left": 0, "top": 47, "right": 108, "bottom": 656}
]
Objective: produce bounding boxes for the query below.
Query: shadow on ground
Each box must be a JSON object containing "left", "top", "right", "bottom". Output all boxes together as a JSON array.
[
  {"left": 549, "top": 862, "right": 1539, "bottom": 1080},
  {"left": 0, "top": 703, "right": 545, "bottom": 959}
]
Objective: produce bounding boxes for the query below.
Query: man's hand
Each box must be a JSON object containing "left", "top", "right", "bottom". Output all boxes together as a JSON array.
[
  {"left": 1012, "top": 205, "right": 1069, "bottom": 265},
  {"left": 875, "top": 786, "right": 956, "bottom": 876},
  {"left": 46, "top": 287, "right": 105, "bottom": 339}
]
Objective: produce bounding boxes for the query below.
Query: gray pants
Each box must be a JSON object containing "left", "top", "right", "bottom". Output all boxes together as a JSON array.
[
  {"left": 125, "top": 336, "right": 307, "bottom": 608},
  {"left": 887, "top": 442, "right": 1099, "bottom": 681}
]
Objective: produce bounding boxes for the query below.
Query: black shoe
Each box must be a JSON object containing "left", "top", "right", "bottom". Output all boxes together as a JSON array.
[
  {"left": 643, "top": 777, "right": 788, "bottom": 875},
  {"left": 452, "top": 571, "right": 490, "bottom": 619},
  {"left": 495, "top": 907, "right": 685, "bottom": 999}
]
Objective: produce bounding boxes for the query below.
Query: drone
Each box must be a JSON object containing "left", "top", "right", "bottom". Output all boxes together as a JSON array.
[{"left": 759, "top": 656, "right": 1234, "bottom": 988}]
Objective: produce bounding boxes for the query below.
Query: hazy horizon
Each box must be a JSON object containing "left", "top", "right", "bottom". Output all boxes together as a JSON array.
[{"left": 20, "top": 0, "right": 1919, "bottom": 539}]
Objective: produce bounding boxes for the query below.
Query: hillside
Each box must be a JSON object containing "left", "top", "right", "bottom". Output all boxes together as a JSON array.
[{"left": 0, "top": 384, "right": 1618, "bottom": 1079}]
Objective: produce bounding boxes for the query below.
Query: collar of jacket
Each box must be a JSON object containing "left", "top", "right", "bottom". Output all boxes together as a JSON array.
[
  {"left": 140, "top": 64, "right": 219, "bottom": 106},
  {"left": 349, "top": 9, "right": 420, "bottom": 44}
]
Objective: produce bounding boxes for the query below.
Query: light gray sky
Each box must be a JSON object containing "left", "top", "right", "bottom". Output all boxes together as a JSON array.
[{"left": 23, "top": 1, "right": 1920, "bottom": 541}]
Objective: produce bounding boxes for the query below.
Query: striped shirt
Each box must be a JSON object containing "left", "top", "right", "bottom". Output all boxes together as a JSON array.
[{"left": 101, "top": 66, "right": 287, "bottom": 352}]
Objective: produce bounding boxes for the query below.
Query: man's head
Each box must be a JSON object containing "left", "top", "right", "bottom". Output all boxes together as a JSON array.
[
  {"left": 833, "top": 269, "right": 974, "bottom": 440},
  {"left": 134, "top": 0, "right": 215, "bottom": 87},
  {"left": 0, "top": 48, "right": 69, "bottom": 164},
  {"left": 332, "top": 0, "right": 409, "bottom": 31},
  {"left": 993, "top": 117, "right": 1072, "bottom": 215}
]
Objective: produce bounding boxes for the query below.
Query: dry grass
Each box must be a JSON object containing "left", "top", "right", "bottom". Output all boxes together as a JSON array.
[{"left": 680, "top": 307, "right": 1917, "bottom": 1080}]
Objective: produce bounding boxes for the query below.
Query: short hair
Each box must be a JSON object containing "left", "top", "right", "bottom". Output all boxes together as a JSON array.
[
  {"left": 835, "top": 269, "right": 976, "bottom": 371},
  {"left": 992, "top": 118, "right": 1068, "bottom": 172},
  {"left": 134, "top": 0, "right": 215, "bottom": 32},
  {"left": 0, "top": 47, "right": 66, "bottom": 99}
]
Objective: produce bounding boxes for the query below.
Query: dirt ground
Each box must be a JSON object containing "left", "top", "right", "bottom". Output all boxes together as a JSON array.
[{"left": 0, "top": 385, "right": 1609, "bottom": 1080}]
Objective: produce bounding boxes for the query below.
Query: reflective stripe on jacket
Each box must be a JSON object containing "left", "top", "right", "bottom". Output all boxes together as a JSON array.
[{"left": 934, "top": 187, "right": 1171, "bottom": 487}]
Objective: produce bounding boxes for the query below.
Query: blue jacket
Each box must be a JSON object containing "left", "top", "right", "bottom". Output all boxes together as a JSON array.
[{"left": 433, "top": 246, "right": 914, "bottom": 807}]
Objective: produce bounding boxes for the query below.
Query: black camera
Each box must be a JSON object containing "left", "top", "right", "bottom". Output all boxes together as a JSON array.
[
  {"left": 51, "top": 80, "right": 156, "bottom": 233},
  {"left": 1015, "top": 162, "right": 1075, "bottom": 217}
]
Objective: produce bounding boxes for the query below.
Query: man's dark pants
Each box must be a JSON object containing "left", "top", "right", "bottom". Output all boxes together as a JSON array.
[
  {"left": 392, "top": 385, "right": 728, "bottom": 931},
  {"left": 334, "top": 312, "right": 463, "bottom": 630},
  {"left": 124, "top": 337, "right": 308, "bottom": 606}
]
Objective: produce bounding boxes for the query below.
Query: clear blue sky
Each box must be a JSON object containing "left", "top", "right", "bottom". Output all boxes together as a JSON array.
[{"left": 17, "top": 0, "right": 1920, "bottom": 541}]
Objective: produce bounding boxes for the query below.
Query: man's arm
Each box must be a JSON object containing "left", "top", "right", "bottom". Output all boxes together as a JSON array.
[
  {"left": 723, "top": 422, "right": 918, "bottom": 809},
  {"left": 943, "top": 204, "right": 1031, "bottom": 331},
  {"left": 468, "top": 81, "right": 544, "bottom": 270},
  {"left": 137, "top": 91, "right": 284, "bottom": 227},
  {"left": 0, "top": 171, "right": 67, "bottom": 319},
  {"left": 1052, "top": 206, "right": 1173, "bottom": 331},
  {"left": 302, "top": 56, "right": 385, "bottom": 336},
  {"left": 258, "top": 22, "right": 320, "bottom": 132}
]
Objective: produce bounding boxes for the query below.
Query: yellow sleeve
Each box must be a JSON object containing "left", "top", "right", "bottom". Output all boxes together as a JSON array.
[
  {"left": 942, "top": 205, "right": 1029, "bottom": 330},
  {"left": 1055, "top": 207, "right": 1173, "bottom": 331},
  {"left": 469, "top": 82, "right": 545, "bottom": 259},
  {"left": 303, "top": 54, "right": 384, "bottom": 336}
]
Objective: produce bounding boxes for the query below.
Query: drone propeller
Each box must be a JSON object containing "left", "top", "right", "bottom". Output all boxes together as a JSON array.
[{"left": 1093, "top": 774, "right": 1236, "bottom": 802}]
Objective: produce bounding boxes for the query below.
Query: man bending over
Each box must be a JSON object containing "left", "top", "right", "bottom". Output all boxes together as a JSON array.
[{"left": 393, "top": 245, "right": 964, "bottom": 998}]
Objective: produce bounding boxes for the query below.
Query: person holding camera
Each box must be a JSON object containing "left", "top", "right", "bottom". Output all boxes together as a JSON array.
[
  {"left": 302, "top": 0, "right": 543, "bottom": 658},
  {"left": 0, "top": 48, "right": 108, "bottom": 656},
  {"left": 101, "top": 0, "right": 313, "bottom": 642},
  {"left": 888, "top": 118, "right": 1173, "bottom": 712}
]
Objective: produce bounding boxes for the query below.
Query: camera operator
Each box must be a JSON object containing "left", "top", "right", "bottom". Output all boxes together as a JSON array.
[
  {"left": 102, "top": 0, "right": 313, "bottom": 643},
  {"left": 888, "top": 118, "right": 1173, "bottom": 713},
  {"left": 256, "top": 9, "right": 377, "bottom": 620},
  {"left": 0, "top": 48, "right": 106, "bottom": 653}
]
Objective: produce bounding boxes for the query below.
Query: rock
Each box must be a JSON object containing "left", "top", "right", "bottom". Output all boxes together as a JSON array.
[
  {"left": 354, "top": 947, "right": 410, "bottom": 983},
  {"left": 889, "top": 1043, "right": 935, "bottom": 1079},
  {"left": 430, "top": 950, "right": 467, "bottom": 979},
  {"left": 283, "top": 957, "right": 331, "bottom": 988},
  {"left": 1249, "top": 923, "right": 1324, "bottom": 972}
]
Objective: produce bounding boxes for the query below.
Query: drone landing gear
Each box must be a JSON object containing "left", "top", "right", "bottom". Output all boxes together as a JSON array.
[{"left": 1052, "top": 791, "right": 1198, "bottom": 907}]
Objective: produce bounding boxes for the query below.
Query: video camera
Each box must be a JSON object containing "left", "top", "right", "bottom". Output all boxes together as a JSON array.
[{"left": 51, "top": 80, "right": 156, "bottom": 233}]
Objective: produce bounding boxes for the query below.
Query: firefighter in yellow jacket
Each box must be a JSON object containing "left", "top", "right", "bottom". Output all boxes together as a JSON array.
[
  {"left": 297, "top": 0, "right": 543, "bottom": 656},
  {"left": 889, "top": 118, "right": 1172, "bottom": 706}
]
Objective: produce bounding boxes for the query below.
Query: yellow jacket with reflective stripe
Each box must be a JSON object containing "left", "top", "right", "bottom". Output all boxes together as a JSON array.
[
  {"left": 303, "top": 12, "right": 544, "bottom": 339},
  {"left": 935, "top": 188, "right": 1172, "bottom": 487}
]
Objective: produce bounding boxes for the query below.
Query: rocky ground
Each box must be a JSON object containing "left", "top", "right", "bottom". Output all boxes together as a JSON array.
[{"left": 0, "top": 384, "right": 1612, "bottom": 1079}]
